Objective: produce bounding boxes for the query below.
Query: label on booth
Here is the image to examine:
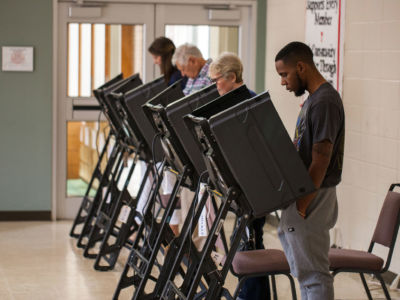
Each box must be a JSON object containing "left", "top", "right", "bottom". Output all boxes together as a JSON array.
[
  {"left": 118, "top": 205, "right": 131, "bottom": 224},
  {"left": 198, "top": 206, "right": 208, "bottom": 237},
  {"left": 104, "top": 187, "right": 112, "bottom": 204},
  {"left": 198, "top": 184, "right": 206, "bottom": 199}
]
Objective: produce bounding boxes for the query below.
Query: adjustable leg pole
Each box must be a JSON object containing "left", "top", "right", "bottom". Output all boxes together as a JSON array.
[
  {"left": 205, "top": 206, "right": 250, "bottom": 300},
  {"left": 154, "top": 188, "right": 209, "bottom": 299},
  {"left": 70, "top": 133, "right": 112, "bottom": 238},
  {"left": 93, "top": 149, "right": 143, "bottom": 271},
  {"left": 186, "top": 188, "right": 239, "bottom": 299},
  {"left": 112, "top": 159, "right": 167, "bottom": 299},
  {"left": 159, "top": 187, "right": 246, "bottom": 300},
  {"left": 82, "top": 146, "right": 128, "bottom": 258},
  {"left": 132, "top": 166, "right": 190, "bottom": 300},
  {"left": 77, "top": 141, "right": 124, "bottom": 249}
]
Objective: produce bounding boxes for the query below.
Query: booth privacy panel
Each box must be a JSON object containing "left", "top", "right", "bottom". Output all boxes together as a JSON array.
[
  {"left": 183, "top": 85, "right": 253, "bottom": 199},
  {"left": 123, "top": 76, "right": 168, "bottom": 160},
  {"left": 209, "top": 92, "right": 315, "bottom": 217},
  {"left": 165, "top": 84, "right": 220, "bottom": 176}
]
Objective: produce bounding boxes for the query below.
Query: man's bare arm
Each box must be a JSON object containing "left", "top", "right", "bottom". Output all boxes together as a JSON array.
[{"left": 296, "top": 140, "right": 333, "bottom": 217}]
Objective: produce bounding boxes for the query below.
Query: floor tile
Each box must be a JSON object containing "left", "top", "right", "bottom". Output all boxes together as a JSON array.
[{"left": 0, "top": 220, "right": 399, "bottom": 299}]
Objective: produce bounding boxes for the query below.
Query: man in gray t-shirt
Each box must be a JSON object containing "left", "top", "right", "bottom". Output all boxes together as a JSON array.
[
  {"left": 294, "top": 82, "right": 345, "bottom": 188},
  {"left": 275, "top": 42, "right": 345, "bottom": 300}
]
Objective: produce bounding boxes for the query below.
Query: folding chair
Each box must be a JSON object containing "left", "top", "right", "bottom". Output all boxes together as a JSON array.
[
  {"left": 230, "top": 249, "right": 297, "bottom": 300},
  {"left": 329, "top": 183, "right": 400, "bottom": 300}
]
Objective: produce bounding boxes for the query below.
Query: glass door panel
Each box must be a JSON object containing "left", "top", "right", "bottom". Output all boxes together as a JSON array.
[
  {"left": 66, "top": 121, "right": 109, "bottom": 198},
  {"left": 67, "top": 23, "right": 144, "bottom": 97},
  {"left": 57, "top": 2, "right": 154, "bottom": 219},
  {"left": 155, "top": 3, "right": 255, "bottom": 89},
  {"left": 165, "top": 25, "right": 239, "bottom": 60},
  {"left": 65, "top": 22, "right": 144, "bottom": 198}
]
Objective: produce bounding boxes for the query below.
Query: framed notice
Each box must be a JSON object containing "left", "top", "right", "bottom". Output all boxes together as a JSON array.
[
  {"left": 2, "top": 46, "right": 34, "bottom": 72},
  {"left": 305, "top": 0, "right": 345, "bottom": 95}
]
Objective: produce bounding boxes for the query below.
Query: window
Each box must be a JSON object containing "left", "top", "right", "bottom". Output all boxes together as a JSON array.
[
  {"left": 67, "top": 23, "right": 143, "bottom": 97},
  {"left": 165, "top": 25, "right": 239, "bottom": 60}
]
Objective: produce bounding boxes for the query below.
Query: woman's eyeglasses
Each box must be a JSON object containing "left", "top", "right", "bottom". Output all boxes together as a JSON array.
[{"left": 210, "top": 75, "right": 224, "bottom": 83}]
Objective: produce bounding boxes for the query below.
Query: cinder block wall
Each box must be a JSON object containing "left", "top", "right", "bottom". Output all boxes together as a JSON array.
[
  {"left": 339, "top": 0, "right": 400, "bottom": 274},
  {"left": 265, "top": 0, "right": 400, "bottom": 274}
]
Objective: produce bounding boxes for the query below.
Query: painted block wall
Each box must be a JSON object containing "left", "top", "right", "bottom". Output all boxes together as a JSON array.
[
  {"left": 265, "top": 0, "right": 400, "bottom": 274},
  {"left": 0, "top": 0, "right": 52, "bottom": 212}
]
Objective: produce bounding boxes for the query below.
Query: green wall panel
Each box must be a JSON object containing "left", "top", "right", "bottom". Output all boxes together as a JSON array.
[
  {"left": 0, "top": 0, "right": 52, "bottom": 211},
  {"left": 256, "top": 0, "right": 266, "bottom": 93}
]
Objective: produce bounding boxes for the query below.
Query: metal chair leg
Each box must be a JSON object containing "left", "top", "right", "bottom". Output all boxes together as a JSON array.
[
  {"left": 284, "top": 273, "right": 297, "bottom": 300},
  {"left": 360, "top": 273, "right": 373, "bottom": 300},
  {"left": 271, "top": 275, "right": 277, "bottom": 300},
  {"left": 232, "top": 276, "right": 246, "bottom": 300},
  {"left": 274, "top": 211, "right": 280, "bottom": 222},
  {"left": 376, "top": 273, "right": 392, "bottom": 300}
]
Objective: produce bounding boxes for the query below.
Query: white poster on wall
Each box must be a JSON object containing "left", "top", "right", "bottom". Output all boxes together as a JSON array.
[
  {"left": 305, "top": 0, "right": 345, "bottom": 95},
  {"left": 2, "top": 46, "right": 34, "bottom": 72}
]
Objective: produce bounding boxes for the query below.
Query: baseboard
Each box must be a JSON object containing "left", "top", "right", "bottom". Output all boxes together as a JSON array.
[
  {"left": 382, "top": 270, "right": 400, "bottom": 289},
  {"left": 0, "top": 211, "right": 51, "bottom": 221}
]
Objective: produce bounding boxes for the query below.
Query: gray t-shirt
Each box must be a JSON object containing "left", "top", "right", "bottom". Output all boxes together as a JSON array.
[{"left": 293, "top": 82, "right": 345, "bottom": 188}]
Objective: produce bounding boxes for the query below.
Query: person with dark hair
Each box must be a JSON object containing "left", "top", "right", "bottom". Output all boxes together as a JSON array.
[
  {"left": 147, "top": 37, "right": 187, "bottom": 236},
  {"left": 148, "top": 37, "right": 187, "bottom": 88},
  {"left": 275, "top": 41, "right": 345, "bottom": 300}
]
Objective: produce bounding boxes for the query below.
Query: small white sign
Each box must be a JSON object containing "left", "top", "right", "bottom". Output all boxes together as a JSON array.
[
  {"left": 198, "top": 206, "right": 208, "bottom": 237},
  {"left": 104, "top": 187, "right": 112, "bottom": 204},
  {"left": 198, "top": 183, "right": 208, "bottom": 237},
  {"left": 118, "top": 205, "right": 131, "bottom": 224},
  {"left": 2, "top": 46, "right": 34, "bottom": 72}
]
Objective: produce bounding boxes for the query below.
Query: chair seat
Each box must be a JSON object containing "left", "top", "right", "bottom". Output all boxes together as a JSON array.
[
  {"left": 232, "top": 249, "right": 290, "bottom": 275},
  {"left": 329, "top": 248, "right": 384, "bottom": 272}
]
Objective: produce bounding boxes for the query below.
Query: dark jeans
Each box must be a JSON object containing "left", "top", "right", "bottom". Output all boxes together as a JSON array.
[{"left": 238, "top": 216, "right": 270, "bottom": 300}]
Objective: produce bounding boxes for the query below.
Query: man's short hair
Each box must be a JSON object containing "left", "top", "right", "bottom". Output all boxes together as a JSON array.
[
  {"left": 172, "top": 43, "right": 203, "bottom": 66},
  {"left": 209, "top": 52, "right": 243, "bottom": 83},
  {"left": 275, "top": 41, "right": 314, "bottom": 66}
]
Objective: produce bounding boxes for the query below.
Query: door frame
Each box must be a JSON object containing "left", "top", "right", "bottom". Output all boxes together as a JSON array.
[
  {"left": 53, "top": 1, "right": 155, "bottom": 219},
  {"left": 52, "top": 0, "right": 257, "bottom": 220}
]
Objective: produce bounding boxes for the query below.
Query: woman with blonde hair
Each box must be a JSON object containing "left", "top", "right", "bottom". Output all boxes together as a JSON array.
[
  {"left": 208, "top": 52, "right": 256, "bottom": 97},
  {"left": 210, "top": 52, "right": 266, "bottom": 300}
]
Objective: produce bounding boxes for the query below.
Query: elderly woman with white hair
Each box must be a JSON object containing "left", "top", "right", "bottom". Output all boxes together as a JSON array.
[
  {"left": 209, "top": 52, "right": 268, "bottom": 300},
  {"left": 208, "top": 52, "right": 257, "bottom": 97}
]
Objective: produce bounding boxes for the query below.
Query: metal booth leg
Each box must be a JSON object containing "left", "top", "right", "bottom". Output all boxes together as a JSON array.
[{"left": 70, "top": 133, "right": 112, "bottom": 238}]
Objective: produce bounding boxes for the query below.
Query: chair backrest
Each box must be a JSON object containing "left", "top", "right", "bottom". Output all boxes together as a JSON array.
[{"left": 371, "top": 189, "right": 400, "bottom": 248}]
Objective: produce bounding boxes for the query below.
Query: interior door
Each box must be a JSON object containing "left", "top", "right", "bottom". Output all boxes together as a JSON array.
[
  {"left": 56, "top": 2, "right": 154, "bottom": 219},
  {"left": 55, "top": 1, "right": 256, "bottom": 219},
  {"left": 155, "top": 3, "right": 256, "bottom": 90}
]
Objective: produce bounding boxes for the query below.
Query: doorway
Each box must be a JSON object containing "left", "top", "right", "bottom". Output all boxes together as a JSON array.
[{"left": 55, "top": 1, "right": 255, "bottom": 219}]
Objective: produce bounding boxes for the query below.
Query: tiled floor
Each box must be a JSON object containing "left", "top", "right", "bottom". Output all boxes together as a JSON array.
[{"left": 0, "top": 220, "right": 399, "bottom": 300}]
